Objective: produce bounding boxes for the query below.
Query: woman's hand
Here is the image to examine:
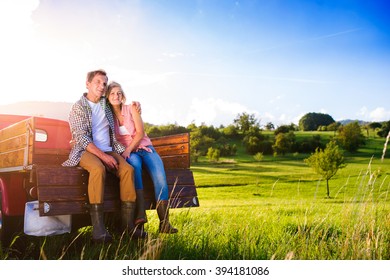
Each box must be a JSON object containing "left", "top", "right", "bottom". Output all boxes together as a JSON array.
[{"left": 121, "top": 148, "right": 131, "bottom": 160}]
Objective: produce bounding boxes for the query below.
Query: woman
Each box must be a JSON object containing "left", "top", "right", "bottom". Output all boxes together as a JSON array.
[{"left": 106, "top": 81, "right": 178, "bottom": 234}]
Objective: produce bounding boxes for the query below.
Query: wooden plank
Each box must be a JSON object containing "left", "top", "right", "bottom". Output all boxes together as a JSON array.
[
  {"left": 0, "top": 119, "right": 30, "bottom": 140},
  {"left": 165, "top": 169, "right": 195, "bottom": 185},
  {"left": 154, "top": 143, "right": 189, "bottom": 156},
  {"left": 169, "top": 196, "right": 200, "bottom": 208},
  {"left": 161, "top": 155, "right": 190, "bottom": 169},
  {"left": 168, "top": 185, "right": 197, "bottom": 197},
  {"left": 0, "top": 117, "right": 34, "bottom": 171},
  {"left": 152, "top": 133, "right": 190, "bottom": 169},
  {"left": 0, "top": 149, "right": 28, "bottom": 169},
  {"left": 39, "top": 201, "right": 89, "bottom": 216},
  {"left": 33, "top": 148, "right": 71, "bottom": 165},
  {"left": 38, "top": 185, "right": 87, "bottom": 202},
  {"left": 35, "top": 166, "right": 88, "bottom": 186},
  {"left": 144, "top": 184, "right": 197, "bottom": 197},
  {"left": 0, "top": 134, "right": 28, "bottom": 152},
  {"left": 145, "top": 196, "right": 199, "bottom": 209},
  {"left": 33, "top": 154, "right": 72, "bottom": 165},
  {"left": 34, "top": 148, "right": 71, "bottom": 155},
  {"left": 151, "top": 133, "right": 189, "bottom": 147}
]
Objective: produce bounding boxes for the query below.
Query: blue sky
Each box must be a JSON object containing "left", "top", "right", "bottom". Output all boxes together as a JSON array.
[{"left": 0, "top": 0, "right": 389, "bottom": 127}]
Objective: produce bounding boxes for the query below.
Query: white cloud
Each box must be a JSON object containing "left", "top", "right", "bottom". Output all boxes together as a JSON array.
[
  {"left": 0, "top": 0, "right": 39, "bottom": 37},
  {"left": 369, "top": 107, "right": 390, "bottom": 121},
  {"left": 357, "top": 106, "right": 368, "bottom": 117},
  {"left": 162, "top": 52, "right": 184, "bottom": 58},
  {"left": 185, "top": 97, "right": 254, "bottom": 126},
  {"left": 268, "top": 95, "right": 283, "bottom": 104},
  {"left": 356, "top": 107, "right": 390, "bottom": 122},
  {"left": 319, "top": 108, "right": 328, "bottom": 114}
]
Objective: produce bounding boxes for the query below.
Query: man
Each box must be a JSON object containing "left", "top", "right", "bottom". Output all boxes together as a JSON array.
[{"left": 63, "top": 69, "right": 145, "bottom": 243}]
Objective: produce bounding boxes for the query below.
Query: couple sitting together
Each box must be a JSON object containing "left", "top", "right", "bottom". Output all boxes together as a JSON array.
[{"left": 63, "top": 69, "right": 177, "bottom": 243}]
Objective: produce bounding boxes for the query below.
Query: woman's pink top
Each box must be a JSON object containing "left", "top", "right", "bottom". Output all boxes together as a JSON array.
[{"left": 114, "top": 104, "right": 153, "bottom": 151}]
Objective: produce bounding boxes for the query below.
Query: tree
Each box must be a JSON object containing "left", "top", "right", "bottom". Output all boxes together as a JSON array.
[
  {"left": 377, "top": 121, "right": 390, "bottom": 138},
  {"left": 369, "top": 122, "right": 382, "bottom": 130},
  {"left": 299, "top": 112, "right": 335, "bottom": 131},
  {"left": 327, "top": 122, "right": 341, "bottom": 136},
  {"left": 242, "top": 126, "right": 272, "bottom": 155},
  {"left": 206, "top": 147, "right": 220, "bottom": 162},
  {"left": 368, "top": 122, "right": 382, "bottom": 138},
  {"left": 222, "top": 124, "right": 239, "bottom": 138},
  {"left": 297, "top": 134, "right": 324, "bottom": 153},
  {"left": 304, "top": 141, "right": 346, "bottom": 198},
  {"left": 272, "top": 131, "right": 295, "bottom": 156},
  {"left": 337, "top": 122, "right": 365, "bottom": 152},
  {"left": 265, "top": 122, "right": 275, "bottom": 130},
  {"left": 189, "top": 128, "right": 215, "bottom": 156},
  {"left": 233, "top": 112, "right": 260, "bottom": 134},
  {"left": 274, "top": 124, "right": 295, "bottom": 135}
]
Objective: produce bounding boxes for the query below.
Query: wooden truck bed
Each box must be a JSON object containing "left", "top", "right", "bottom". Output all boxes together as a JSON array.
[{"left": 0, "top": 116, "right": 198, "bottom": 218}]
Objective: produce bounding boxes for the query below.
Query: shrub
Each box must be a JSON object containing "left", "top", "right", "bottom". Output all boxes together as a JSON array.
[
  {"left": 253, "top": 152, "right": 264, "bottom": 162},
  {"left": 207, "top": 147, "right": 221, "bottom": 162}
]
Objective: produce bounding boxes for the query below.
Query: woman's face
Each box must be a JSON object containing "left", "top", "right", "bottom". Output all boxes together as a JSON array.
[{"left": 108, "top": 86, "right": 124, "bottom": 106}]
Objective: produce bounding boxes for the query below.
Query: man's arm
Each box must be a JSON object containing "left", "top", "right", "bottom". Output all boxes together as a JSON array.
[
  {"left": 68, "top": 103, "right": 93, "bottom": 149},
  {"left": 132, "top": 101, "right": 142, "bottom": 114}
]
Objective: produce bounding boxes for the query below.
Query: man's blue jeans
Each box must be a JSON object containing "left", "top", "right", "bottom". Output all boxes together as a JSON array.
[{"left": 126, "top": 146, "right": 169, "bottom": 201}]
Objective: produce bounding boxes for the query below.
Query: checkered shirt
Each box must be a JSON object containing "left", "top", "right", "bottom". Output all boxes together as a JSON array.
[{"left": 62, "top": 93, "right": 125, "bottom": 167}]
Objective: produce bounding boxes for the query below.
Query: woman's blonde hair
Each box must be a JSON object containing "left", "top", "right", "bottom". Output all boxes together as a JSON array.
[{"left": 106, "top": 81, "right": 127, "bottom": 104}]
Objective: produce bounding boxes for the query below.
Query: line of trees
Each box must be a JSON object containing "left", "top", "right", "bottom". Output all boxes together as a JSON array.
[{"left": 144, "top": 112, "right": 390, "bottom": 161}]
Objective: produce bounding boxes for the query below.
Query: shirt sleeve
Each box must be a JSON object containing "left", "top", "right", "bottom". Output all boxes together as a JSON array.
[{"left": 68, "top": 102, "right": 93, "bottom": 150}]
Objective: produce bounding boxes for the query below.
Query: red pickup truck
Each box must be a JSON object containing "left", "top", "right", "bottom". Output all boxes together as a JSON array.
[{"left": 0, "top": 114, "right": 198, "bottom": 246}]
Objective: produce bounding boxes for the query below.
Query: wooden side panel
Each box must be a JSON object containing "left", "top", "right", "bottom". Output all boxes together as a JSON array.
[
  {"left": 151, "top": 133, "right": 190, "bottom": 169},
  {"left": 155, "top": 143, "right": 189, "bottom": 156},
  {"left": 0, "top": 134, "right": 27, "bottom": 151},
  {"left": 151, "top": 133, "right": 189, "bottom": 146},
  {"left": 36, "top": 166, "right": 88, "bottom": 186},
  {"left": 34, "top": 148, "right": 72, "bottom": 165},
  {"left": 160, "top": 155, "right": 190, "bottom": 169},
  {"left": 36, "top": 166, "right": 89, "bottom": 216},
  {"left": 38, "top": 201, "right": 89, "bottom": 216},
  {"left": 35, "top": 132, "right": 197, "bottom": 217},
  {"left": 37, "top": 165, "right": 199, "bottom": 216},
  {"left": 0, "top": 117, "right": 34, "bottom": 170},
  {"left": 142, "top": 169, "right": 198, "bottom": 209}
]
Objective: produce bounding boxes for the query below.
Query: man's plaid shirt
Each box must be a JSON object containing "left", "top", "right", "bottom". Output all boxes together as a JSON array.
[{"left": 62, "top": 93, "right": 125, "bottom": 167}]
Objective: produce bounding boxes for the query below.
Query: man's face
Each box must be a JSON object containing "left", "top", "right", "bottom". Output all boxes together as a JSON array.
[{"left": 86, "top": 74, "right": 108, "bottom": 102}]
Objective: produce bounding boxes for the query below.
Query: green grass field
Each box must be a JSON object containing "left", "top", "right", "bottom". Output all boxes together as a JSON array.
[{"left": 1, "top": 132, "right": 390, "bottom": 260}]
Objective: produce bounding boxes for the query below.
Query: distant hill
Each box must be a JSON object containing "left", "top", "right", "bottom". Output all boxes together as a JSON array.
[
  {"left": 338, "top": 119, "right": 369, "bottom": 125},
  {"left": 0, "top": 101, "right": 72, "bottom": 121}
]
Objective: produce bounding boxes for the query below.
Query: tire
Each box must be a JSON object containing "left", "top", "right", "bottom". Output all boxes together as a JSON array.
[
  {"left": 0, "top": 190, "right": 24, "bottom": 248},
  {"left": 0, "top": 188, "right": 8, "bottom": 246}
]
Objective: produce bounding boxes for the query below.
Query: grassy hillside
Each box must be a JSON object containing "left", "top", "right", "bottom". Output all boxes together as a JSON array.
[{"left": 1, "top": 132, "right": 389, "bottom": 260}]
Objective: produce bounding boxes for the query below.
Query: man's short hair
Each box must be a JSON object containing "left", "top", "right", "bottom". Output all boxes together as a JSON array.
[{"left": 86, "top": 69, "right": 107, "bottom": 82}]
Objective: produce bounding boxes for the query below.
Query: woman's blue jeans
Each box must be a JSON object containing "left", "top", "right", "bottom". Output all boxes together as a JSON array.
[{"left": 126, "top": 146, "right": 169, "bottom": 201}]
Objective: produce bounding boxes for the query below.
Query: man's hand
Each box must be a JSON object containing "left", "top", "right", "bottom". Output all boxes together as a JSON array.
[
  {"left": 101, "top": 153, "right": 119, "bottom": 171},
  {"left": 132, "top": 101, "right": 142, "bottom": 115}
]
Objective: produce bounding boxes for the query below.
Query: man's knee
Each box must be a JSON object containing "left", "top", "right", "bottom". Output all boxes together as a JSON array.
[
  {"left": 121, "top": 163, "right": 134, "bottom": 177},
  {"left": 90, "top": 163, "right": 106, "bottom": 176},
  {"left": 115, "top": 158, "right": 133, "bottom": 178}
]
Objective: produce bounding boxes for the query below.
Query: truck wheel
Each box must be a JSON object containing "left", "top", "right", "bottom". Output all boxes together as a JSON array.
[
  {"left": 0, "top": 189, "right": 6, "bottom": 246},
  {"left": 0, "top": 190, "right": 23, "bottom": 247}
]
